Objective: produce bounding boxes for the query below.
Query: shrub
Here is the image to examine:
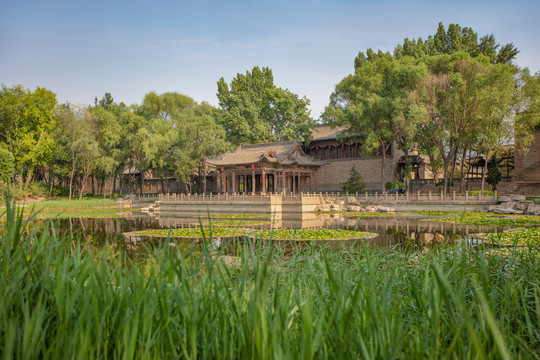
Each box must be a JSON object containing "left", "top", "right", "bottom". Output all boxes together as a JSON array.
[
  {"left": 342, "top": 167, "right": 366, "bottom": 193},
  {"left": 0, "top": 148, "right": 15, "bottom": 183},
  {"left": 385, "top": 182, "right": 398, "bottom": 191}
]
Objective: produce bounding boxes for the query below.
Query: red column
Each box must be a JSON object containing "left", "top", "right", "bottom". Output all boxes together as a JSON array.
[
  {"left": 252, "top": 169, "right": 255, "bottom": 193},
  {"left": 292, "top": 171, "right": 296, "bottom": 194},
  {"left": 232, "top": 171, "right": 236, "bottom": 193},
  {"left": 262, "top": 169, "right": 266, "bottom": 193},
  {"left": 223, "top": 172, "right": 227, "bottom": 194}
]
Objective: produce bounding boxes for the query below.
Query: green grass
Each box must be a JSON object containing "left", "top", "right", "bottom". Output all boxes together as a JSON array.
[
  {"left": 315, "top": 211, "right": 404, "bottom": 217},
  {"left": 485, "top": 227, "right": 540, "bottom": 246},
  {"left": 205, "top": 214, "right": 270, "bottom": 219},
  {"left": 197, "top": 219, "right": 272, "bottom": 227},
  {"left": 2, "top": 199, "right": 540, "bottom": 358},
  {"left": 251, "top": 228, "right": 378, "bottom": 241},
  {"left": 1, "top": 198, "right": 137, "bottom": 219},
  {"left": 430, "top": 213, "right": 540, "bottom": 227}
]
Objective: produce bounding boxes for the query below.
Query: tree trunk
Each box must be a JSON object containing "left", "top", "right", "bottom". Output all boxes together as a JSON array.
[
  {"left": 111, "top": 175, "right": 116, "bottom": 198},
  {"left": 480, "top": 154, "right": 490, "bottom": 195},
  {"left": 69, "top": 162, "right": 76, "bottom": 201},
  {"left": 459, "top": 148, "right": 467, "bottom": 194},
  {"left": 380, "top": 144, "right": 387, "bottom": 194},
  {"left": 24, "top": 168, "right": 33, "bottom": 190},
  {"left": 79, "top": 161, "right": 94, "bottom": 201}
]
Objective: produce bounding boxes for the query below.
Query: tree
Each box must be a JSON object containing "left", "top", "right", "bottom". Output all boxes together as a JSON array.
[
  {"left": 324, "top": 50, "right": 426, "bottom": 192},
  {"left": 411, "top": 53, "right": 514, "bottom": 194},
  {"left": 174, "top": 102, "right": 229, "bottom": 193},
  {"left": 216, "top": 66, "right": 314, "bottom": 145},
  {"left": 514, "top": 69, "right": 540, "bottom": 153},
  {"left": 54, "top": 105, "right": 100, "bottom": 200},
  {"left": 394, "top": 22, "right": 519, "bottom": 65},
  {"left": 342, "top": 167, "right": 366, "bottom": 193},
  {"left": 89, "top": 94, "right": 124, "bottom": 196},
  {"left": 473, "top": 62, "right": 517, "bottom": 193},
  {"left": 0, "top": 148, "right": 15, "bottom": 183},
  {"left": 486, "top": 156, "right": 502, "bottom": 191},
  {"left": 0, "top": 85, "right": 57, "bottom": 192}
]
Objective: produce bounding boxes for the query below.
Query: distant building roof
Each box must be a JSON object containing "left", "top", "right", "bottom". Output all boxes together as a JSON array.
[
  {"left": 207, "top": 141, "right": 326, "bottom": 167},
  {"left": 310, "top": 125, "right": 349, "bottom": 142}
]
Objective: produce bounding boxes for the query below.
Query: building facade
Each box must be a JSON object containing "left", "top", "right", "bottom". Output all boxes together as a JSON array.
[
  {"left": 207, "top": 141, "right": 326, "bottom": 194},
  {"left": 303, "top": 126, "right": 404, "bottom": 192}
]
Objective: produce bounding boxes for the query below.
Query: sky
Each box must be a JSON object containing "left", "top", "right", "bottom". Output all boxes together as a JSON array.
[{"left": 1, "top": 0, "right": 539, "bottom": 119}]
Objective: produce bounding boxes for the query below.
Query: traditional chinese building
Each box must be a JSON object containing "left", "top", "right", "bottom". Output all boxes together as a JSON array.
[
  {"left": 303, "top": 125, "right": 404, "bottom": 191},
  {"left": 207, "top": 141, "right": 326, "bottom": 194}
]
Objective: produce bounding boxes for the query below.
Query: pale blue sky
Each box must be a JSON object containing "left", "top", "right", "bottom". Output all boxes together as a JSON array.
[{"left": 1, "top": 0, "right": 538, "bottom": 119}]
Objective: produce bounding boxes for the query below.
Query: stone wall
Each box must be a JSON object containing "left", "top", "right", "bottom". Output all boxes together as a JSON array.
[
  {"left": 407, "top": 178, "right": 540, "bottom": 195},
  {"left": 317, "top": 157, "right": 397, "bottom": 192},
  {"left": 514, "top": 131, "right": 540, "bottom": 182}
]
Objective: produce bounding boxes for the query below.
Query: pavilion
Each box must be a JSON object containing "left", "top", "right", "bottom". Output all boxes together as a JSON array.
[{"left": 207, "top": 141, "right": 326, "bottom": 194}]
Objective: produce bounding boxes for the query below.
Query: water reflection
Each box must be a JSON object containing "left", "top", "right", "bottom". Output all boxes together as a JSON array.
[{"left": 35, "top": 210, "right": 498, "bottom": 258}]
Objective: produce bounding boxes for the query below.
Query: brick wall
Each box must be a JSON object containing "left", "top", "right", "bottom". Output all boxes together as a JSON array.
[
  {"left": 317, "top": 157, "right": 397, "bottom": 192},
  {"left": 514, "top": 131, "right": 540, "bottom": 182}
]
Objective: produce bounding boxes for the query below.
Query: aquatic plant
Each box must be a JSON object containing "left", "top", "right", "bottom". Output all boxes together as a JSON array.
[{"left": 1, "top": 198, "right": 539, "bottom": 358}]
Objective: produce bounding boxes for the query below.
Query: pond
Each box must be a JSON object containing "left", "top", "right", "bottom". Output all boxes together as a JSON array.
[{"left": 38, "top": 210, "right": 505, "bottom": 257}]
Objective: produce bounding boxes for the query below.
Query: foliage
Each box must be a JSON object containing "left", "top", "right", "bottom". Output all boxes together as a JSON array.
[
  {"left": 216, "top": 66, "right": 314, "bottom": 144},
  {"left": 250, "top": 228, "right": 377, "bottom": 240},
  {"left": 486, "top": 227, "right": 540, "bottom": 246},
  {"left": 0, "top": 84, "right": 57, "bottom": 189},
  {"left": 323, "top": 51, "right": 427, "bottom": 192},
  {"left": 393, "top": 22, "right": 519, "bottom": 65},
  {"left": 430, "top": 213, "right": 540, "bottom": 227},
  {"left": 486, "top": 161, "right": 502, "bottom": 191},
  {"left": 0, "top": 148, "right": 15, "bottom": 182},
  {"left": 385, "top": 181, "right": 399, "bottom": 190},
  {"left": 385, "top": 181, "right": 406, "bottom": 191},
  {"left": 2, "top": 200, "right": 540, "bottom": 358},
  {"left": 342, "top": 167, "right": 367, "bottom": 193}
]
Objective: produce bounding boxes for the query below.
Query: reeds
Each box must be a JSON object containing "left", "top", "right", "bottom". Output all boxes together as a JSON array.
[{"left": 1, "top": 198, "right": 539, "bottom": 359}]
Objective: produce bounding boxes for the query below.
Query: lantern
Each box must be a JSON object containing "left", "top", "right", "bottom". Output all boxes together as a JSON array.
[
  {"left": 251, "top": 164, "right": 255, "bottom": 170},
  {"left": 316, "top": 146, "right": 319, "bottom": 151},
  {"left": 341, "top": 144, "right": 344, "bottom": 149},
  {"left": 221, "top": 167, "right": 225, "bottom": 172},
  {"left": 355, "top": 143, "right": 358, "bottom": 148},
  {"left": 329, "top": 145, "right": 332, "bottom": 149}
]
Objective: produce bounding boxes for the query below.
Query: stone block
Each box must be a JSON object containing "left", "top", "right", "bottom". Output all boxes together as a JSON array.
[
  {"left": 526, "top": 204, "right": 540, "bottom": 215},
  {"left": 347, "top": 197, "right": 359, "bottom": 205},
  {"left": 511, "top": 194, "right": 526, "bottom": 201},
  {"left": 347, "top": 205, "right": 362, "bottom": 212},
  {"left": 498, "top": 196, "right": 512, "bottom": 203},
  {"left": 493, "top": 208, "right": 523, "bottom": 214}
]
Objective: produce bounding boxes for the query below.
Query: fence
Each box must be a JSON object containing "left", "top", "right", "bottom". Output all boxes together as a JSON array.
[{"left": 151, "top": 190, "right": 497, "bottom": 205}]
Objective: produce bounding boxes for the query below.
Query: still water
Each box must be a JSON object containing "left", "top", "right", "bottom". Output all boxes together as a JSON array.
[{"left": 45, "top": 210, "right": 498, "bottom": 255}]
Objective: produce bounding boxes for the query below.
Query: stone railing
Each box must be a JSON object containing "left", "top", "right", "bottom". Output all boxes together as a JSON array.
[{"left": 153, "top": 190, "right": 497, "bottom": 205}]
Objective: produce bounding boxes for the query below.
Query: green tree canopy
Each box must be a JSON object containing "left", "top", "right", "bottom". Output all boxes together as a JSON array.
[
  {"left": 216, "top": 66, "right": 314, "bottom": 145},
  {"left": 0, "top": 84, "right": 57, "bottom": 189},
  {"left": 323, "top": 51, "right": 426, "bottom": 192},
  {"left": 394, "top": 22, "right": 519, "bottom": 65}
]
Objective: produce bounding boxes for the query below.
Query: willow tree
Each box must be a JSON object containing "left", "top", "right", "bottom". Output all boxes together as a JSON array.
[
  {"left": 411, "top": 53, "right": 521, "bottom": 194},
  {"left": 323, "top": 50, "right": 426, "bottom": 193}
]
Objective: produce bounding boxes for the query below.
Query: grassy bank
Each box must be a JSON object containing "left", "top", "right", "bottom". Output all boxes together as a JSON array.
[
  {"left": 0, "top": 198, "right": 138, "bottom": 219},
  {"left": 1, "top": 201, "right": 539, "bottom": 358}
]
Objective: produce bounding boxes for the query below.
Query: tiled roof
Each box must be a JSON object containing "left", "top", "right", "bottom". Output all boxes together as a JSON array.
[
  {"left": 207, "top": 141, "right": 325, "bottom": 167},
  {"left": 311, "top": 125, "right": 348, "bottom": 141}
]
